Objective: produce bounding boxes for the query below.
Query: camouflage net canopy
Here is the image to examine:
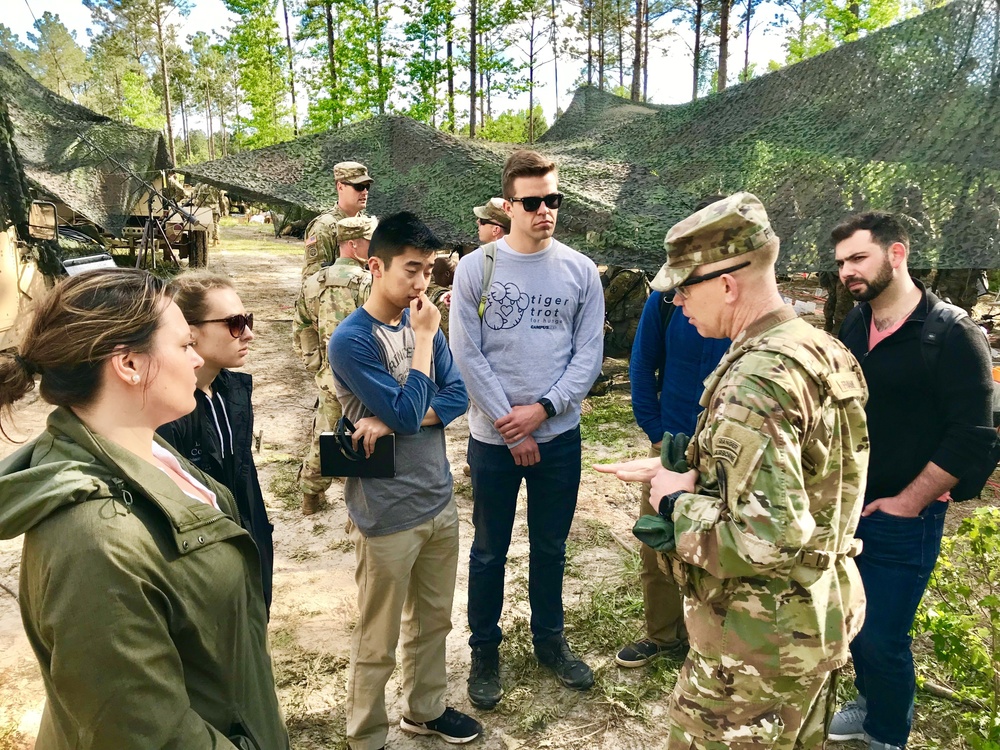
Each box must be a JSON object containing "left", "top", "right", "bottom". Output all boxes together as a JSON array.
[
  {"left": 186, "top": 0, "right": 1000, "bottom": 273},
  {"left": 0, "top": 50, "right": 170, "bottom": 237}
]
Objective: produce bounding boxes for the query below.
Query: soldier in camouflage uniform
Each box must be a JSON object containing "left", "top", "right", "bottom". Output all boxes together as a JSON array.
[
  {"left": 192, "top": 182, "right": 225, "bottom": 245},
  {"left": 293, "top": 216, "right": 376, "bottom": 515},
  {"left": 598, "top": 193, "right": 869, "bottom": 750},
  {"left": 302, "top": 161, "right": 373, "bottom": 280}
]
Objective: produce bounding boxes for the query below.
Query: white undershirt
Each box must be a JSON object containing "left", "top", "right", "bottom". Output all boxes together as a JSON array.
[{"left": 151, "top": 441, "right": 218, "bottom": 508}]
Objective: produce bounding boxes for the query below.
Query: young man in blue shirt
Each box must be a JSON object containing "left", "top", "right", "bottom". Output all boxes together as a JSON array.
[{"left": 329, "top": 212, "right": 480, "bottom": 750}]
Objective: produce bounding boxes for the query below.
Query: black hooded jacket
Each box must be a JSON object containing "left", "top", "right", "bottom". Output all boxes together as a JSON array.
[
  {"left": 838, "top": 280, "right": 995, "bottom": 504},
  {"left": 158, "top": 369, "right": 275, "bottom": 611}
]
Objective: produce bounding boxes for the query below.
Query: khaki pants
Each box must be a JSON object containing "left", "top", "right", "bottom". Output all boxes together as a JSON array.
[
  {"left": 298, "top": 391, "right": 342, "bottom": 495},
  {"left": 346, "top": 499, "right": 460, "bottom": 750},
  {"left": 639, "top": 444, "right": 687, "bottom": 645},
  {"left": 667, "top": 652, "right": 836, "bottom": 749}
]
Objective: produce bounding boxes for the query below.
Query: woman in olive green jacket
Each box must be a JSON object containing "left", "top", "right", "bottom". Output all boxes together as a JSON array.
[{"left": 0, "top": 269, "right": 288, "bottom": 750}]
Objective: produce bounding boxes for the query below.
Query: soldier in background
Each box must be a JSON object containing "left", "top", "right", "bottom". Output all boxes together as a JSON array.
[
  {"left": 935, "top": 184, "right": 998, "bottom": 313},
  {"left": 302, "top": 162, "right": 373, "bottom": 279},
  {"left": 293, "top": 215, "right": 376, "bottom": 515},
  {"left": 427, "top": 253, "right": 458, "bottom": 341},
  {"left": 597, "top": 193, "right": 869, "bottom": 749},
  {"left": 192, "top": 182, "right": 225, "bottom": 246},
  {"left": 473, "top": 197, "right": 510, "bottom": 244}
]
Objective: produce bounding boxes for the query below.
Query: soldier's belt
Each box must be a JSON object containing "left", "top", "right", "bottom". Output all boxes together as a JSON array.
[{"left": 792, "top": 539, "right": 863, "bottom": 569}]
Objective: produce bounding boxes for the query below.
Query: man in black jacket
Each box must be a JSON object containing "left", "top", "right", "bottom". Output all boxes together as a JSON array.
[{"left": 828, "top": 212, "right": 995, "bottom": 750}]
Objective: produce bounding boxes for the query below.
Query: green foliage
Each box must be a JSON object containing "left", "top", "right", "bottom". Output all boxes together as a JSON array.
[
  {"left": 224, "top": 0, "right": 294, "bottom": 149},
  {"left": 914, "top": 507, "right": 1000, "bottom": 745},
  {"left": 476, "top": 105, "right": 550, "bottom": 142},
  {"left": 22, "top": 12, "right": 90, "bottom": 100}
]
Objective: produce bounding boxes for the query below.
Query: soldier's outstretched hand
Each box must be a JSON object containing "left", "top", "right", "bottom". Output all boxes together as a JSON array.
[{"left": 593, "top": 456, "right": 661, "bottom": 483}]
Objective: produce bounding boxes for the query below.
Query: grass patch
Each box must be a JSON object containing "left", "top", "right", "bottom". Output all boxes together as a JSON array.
[
  {"left": 272, "top": 636, "right": 350, "bottom": 750},
  {"left": 269, "top": 462, "right": 300, "bottom": 511},
  {"left": 289, "top": 548, "right": 318, "bottom": 562},
  {"left": 310, "top": 523, "right": 328, "bottom": 536},
  {"left": 218, "top": 222, "right": 302, "bottom": 256},
  {"left": 580, "top": 393, "right": 643, "bottom": 446},
  {"left": 327, "top": 538, "right": 353, "bottom": 554}
]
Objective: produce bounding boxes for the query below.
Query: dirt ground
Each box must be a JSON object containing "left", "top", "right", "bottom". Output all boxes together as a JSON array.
[{"left": 0, "top": 222, "right": 996, "bottom": 749}]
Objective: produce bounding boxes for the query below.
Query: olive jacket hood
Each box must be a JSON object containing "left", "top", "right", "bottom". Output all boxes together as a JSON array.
[{"left": 0, "top": 407, "right": 288, "bottom": 750}]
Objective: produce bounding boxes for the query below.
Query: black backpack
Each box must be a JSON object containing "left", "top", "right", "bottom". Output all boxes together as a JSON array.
[{"left": 921, "top": 302, "right": 1000, "bottom": 500}]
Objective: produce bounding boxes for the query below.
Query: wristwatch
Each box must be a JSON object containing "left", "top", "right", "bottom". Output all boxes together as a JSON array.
[
  {"left": 658, "top": 490, "right": 685, "bottom": 519},
  {"left": 537, "top": 398, "right": 557, "bottom": 419}
]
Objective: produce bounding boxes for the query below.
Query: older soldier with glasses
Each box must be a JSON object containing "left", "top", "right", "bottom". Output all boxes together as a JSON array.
[
  {"left": 597, "top": 192, "right": 869, "bottom": 750},
  {"left": 302, "top": 161, "right": 374, "bottom": 279}
]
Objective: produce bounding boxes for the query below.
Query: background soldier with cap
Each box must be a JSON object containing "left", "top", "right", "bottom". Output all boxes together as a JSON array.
[
  {"left": 302, "top": 161, "right": 373, "bottom": 279},
  {"left": 597, "top": 192, "right": 869, "bottom": 749},
  {"left": 293, "top": 215, "right": 376, "bottom": 515},
  {"left": 474, "top": 197, "right": 510, "bottom": 244}
]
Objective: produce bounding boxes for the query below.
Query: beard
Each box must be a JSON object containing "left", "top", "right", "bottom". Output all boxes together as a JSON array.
[{"left": 844, "top": 257, "right": 893, "bottom": 302}]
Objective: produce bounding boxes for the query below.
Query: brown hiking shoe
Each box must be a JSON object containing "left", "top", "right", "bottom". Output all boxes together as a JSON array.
[{"left": 302, "top": 492, "right": 325, "bottom": 516}]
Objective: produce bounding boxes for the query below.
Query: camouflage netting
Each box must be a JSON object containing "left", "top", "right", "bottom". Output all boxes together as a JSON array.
[
  {"left": 0, "top": 50, "right": 170, "bottom": 237},
  {"left": 185, "top": 0, "right": 1000, "bottom": 274}
]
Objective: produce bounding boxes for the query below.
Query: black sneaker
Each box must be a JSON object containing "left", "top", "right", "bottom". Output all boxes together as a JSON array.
[
  {"left": 615, "top": 638, "right": 689, "bottom": 668},
  {"left": 400, "top": 707, "right": 483, "bottom": 744},
  {"left": 468, "top": 645, "right": 503, "bottom": 709},
  {"left": 534, "top": 635, "right": 595, "bottom": 691}
]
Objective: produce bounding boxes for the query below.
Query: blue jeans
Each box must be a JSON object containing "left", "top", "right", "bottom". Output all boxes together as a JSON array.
[
  {"left": 850, "top": 501, "right": 947, "bottom": 748},
  {"left": 467, "top": 427, "right": 582, "bottom": 648}
]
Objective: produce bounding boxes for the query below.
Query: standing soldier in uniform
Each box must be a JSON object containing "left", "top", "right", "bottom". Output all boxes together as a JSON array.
[
  {"left": 293, "top": 216, "right": 376, "bottom": 515},
  {"left": 192, "top": 182, "right": 224, "bottom": 246},
  {"left": 302, "top": 162, "right": 373, "bottom": 279},
  {"left": 597, "top": 192, "right": 869, "bottom": 749}
]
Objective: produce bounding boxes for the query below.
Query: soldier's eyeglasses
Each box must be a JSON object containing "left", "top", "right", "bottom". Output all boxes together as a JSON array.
[
  {"left": 191, "top": 313, "right": 254, "bottom": 338},
  {"left": 509, "top": 193, "right": 563, "bottom": 212},
  {"left": 478, "top": 219, "right": 504, "bottom": 228},
  {"left": 348, "top": 183, "right": 371, "bottom": 192},
  {"left": 675, "top": 261, "right": 751, "bottom": 300}
]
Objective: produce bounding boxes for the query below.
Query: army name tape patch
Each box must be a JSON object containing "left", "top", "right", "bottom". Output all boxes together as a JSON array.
[{"left": 714, "top": 435, "right": 741, "bottom": 464}]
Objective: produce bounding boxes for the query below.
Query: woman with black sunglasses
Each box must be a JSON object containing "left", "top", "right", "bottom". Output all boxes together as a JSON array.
[{"left": 158, "top": 270, "right": 275, "bottom": 613}]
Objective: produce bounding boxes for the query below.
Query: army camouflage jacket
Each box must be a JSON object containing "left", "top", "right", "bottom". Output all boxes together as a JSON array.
[
  {"left": 293, "top": 258, "right": 371, "bottom": 394},
  {"left": 669, "top": 306, "right": 869, "bottom": 677},
  {"left": 302, "top": 206, "right": 372, "bottom": 278}
]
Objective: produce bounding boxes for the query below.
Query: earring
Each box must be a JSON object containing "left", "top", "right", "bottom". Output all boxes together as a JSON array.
[{"left": 130, "top": 374, "right": 140, "bottom": 384}]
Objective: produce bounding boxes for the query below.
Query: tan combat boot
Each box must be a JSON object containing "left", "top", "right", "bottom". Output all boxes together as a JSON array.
[{"left": 302, "top": 492, "right": 325, "bottom": 516}]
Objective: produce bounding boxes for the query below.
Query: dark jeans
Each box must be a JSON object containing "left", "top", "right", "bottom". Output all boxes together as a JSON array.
[
  {"left": 467, "top": 427, "right": 582, "bottom": 649},
  {"left": 850, "top": 501, "right": 947, "bottom": 748}
]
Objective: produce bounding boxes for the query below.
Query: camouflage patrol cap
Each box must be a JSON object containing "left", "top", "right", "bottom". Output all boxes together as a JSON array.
[
  {"left": 337, "top": 216, "right": 378, "bottom": 243},
  {"left": 651, "top": 192, "right": 777, "bottom": 292},
  {"left": 334, "top": 161, "right": 373, "bottom": 186},
  {"left": 473, "top": 198, "right": 511, "bottom": 231}
]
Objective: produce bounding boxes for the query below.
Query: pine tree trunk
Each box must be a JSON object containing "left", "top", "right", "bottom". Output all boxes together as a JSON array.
[
  {"left": 718, "top": 0, "right": 730, "bottom": 91},
  {"left": 469, "top": 0, "right": 477, "bottom": 136},
  {"left": 206, "top": 84, "right": 215, "bottom": 161},
  {"left": 743, "top": 0, "right": 752, "bottom": 81},
  {"left": 692, "top": 0, "right": 703, "bottom": 100},
  {"left": 551, "top": 0, "right": 560, "bottom": 114},
  {"left": 375, "top": 0, "right": 385, "bottom": 114},
  {"left": 643, "top": 0, "right": 649, "bottom": 100},
  {"left": 598, "top": 0, "right": 605, "bottom": 90},
  {"left": 586, "top": 0, "right": 593, "bottom": 86},
  {"left": 617, "top": 0, "right": 624, "bottom": 90},
  {"left": 154, "top": 0, "right": 176, "bottom": 165},
  {"left": 282, "top": 0, "right": 299, "bottom": 134},
  {"left": 181, "top": 96, "right": 191, "bottom": 161},
  {"left": 630, "top": 0, "right": 642, "bottom": 100},
  {"left": 447, "top": 14, "right": 455, "bottom": 132}
]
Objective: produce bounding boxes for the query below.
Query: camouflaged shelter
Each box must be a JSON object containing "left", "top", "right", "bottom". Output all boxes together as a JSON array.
[
  {"left": 184, "top": 0, "right": 1000, "bottom": 274},
  {"left": 0, "top": 49, "right": 170, "bottom": 241}
]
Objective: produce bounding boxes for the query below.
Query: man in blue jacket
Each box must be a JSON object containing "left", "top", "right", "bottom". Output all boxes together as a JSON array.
[{"left": 615, "top": 196, "right": 730, "bottom": 669}]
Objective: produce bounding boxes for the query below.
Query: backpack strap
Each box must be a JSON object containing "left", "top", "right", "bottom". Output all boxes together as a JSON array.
[
  {"left": 477, "top": 242, "right": 498, "bottom": 320},
  {"left": 920, "top": 302, "right": 966, "bottom": 376}
]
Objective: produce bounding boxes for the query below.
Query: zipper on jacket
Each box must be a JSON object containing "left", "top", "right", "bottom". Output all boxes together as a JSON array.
[{"left": 109, "top": 478, "right": 134, "bottom": 513}]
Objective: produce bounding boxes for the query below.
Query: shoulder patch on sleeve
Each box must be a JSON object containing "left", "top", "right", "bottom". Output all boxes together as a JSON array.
[{"left": 720, "top": 403, "right": 766, "bottom": 430}]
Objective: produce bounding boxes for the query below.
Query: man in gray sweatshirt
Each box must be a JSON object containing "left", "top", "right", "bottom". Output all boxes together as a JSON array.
[{"left": 450, "top": 150, "right": 606, "bottom": 710}]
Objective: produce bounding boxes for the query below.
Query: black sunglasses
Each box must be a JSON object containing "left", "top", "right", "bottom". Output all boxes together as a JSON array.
[
  {"left": 509, "top": 193, "right": 563, "bottom": 212},
  {"left": 478, "top": 218, "right": 504, "bottom": 228},
  {"left": 676, "top": 261, "right": 752, "bottom": 299},
  {"left": 191, "top": 312, "right": 254, "bottom": 338},
  {"left": 346, "top": 183, "right": 371, "bottom": 192}
]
